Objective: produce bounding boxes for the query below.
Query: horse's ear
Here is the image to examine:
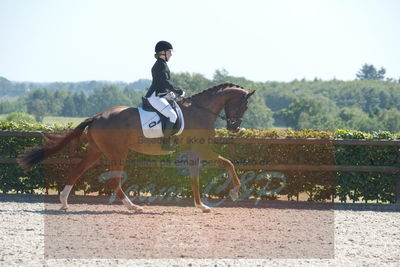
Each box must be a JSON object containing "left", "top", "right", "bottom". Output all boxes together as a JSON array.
[{"left": 246, "top": 90, "right": 256, "bottom": 99}]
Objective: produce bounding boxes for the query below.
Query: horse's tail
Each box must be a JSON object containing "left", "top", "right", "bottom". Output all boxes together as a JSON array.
[{"left": 18, "top": 115, "right": 97, "bottom": 170}]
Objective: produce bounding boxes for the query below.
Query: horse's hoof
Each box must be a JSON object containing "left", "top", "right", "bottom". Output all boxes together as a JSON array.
[
  {"left": 196, "top": 204, "right": 211, "bottom": 213},
  {"left": 134, "top": 207, "right": 144, "bottom": 213},
  {"left": 128, "top": 205, "right": 143, "bottom": 213},
  {"left": 229, "top": 185, "right": 240, "bottom": 201},
  {"left": 60, "top": 205, "right": 68, "bottom": 211},
  {"left": 202, "top": 208, "right": 211, "bottom": 213},
  {"left": 229, "top": 190, "right": 238, "bottom": 201}
]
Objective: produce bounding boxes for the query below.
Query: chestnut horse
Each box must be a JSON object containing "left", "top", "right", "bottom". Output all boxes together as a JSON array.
[{"left": 19, "top": 83, "right": 255, "bottom": 213}]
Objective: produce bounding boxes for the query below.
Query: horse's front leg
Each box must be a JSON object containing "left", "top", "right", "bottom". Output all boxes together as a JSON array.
[
  {"left": 190, "top": 175, "right": 211, "bottom": 213},
  {"left": 216, "top": 155, "right": 241, "bottom": 201}
]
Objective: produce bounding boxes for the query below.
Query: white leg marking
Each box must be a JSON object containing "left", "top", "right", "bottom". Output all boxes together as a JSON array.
[
  {"left": 229, "top": 185, "right": 240, "bottom": 201},
  {"left": 195, "top": 203, "right": 211, "bottom": 213},
  {"left": 60, "top": 185, "right": 73, "bottom": 210},
  {"left": 122, "top": 197, "right": 143, "bottom": 212}
]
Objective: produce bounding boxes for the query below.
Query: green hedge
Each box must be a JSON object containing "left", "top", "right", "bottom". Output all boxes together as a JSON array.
[
  {"left": 0, "top": 121, "right": 399, "bottom": 203},
  {"left": 0, "top": 122, "right": 67, "bottom": 194},
  {"left": 334, "top": 130, "right": 399, "bottom": 203}
]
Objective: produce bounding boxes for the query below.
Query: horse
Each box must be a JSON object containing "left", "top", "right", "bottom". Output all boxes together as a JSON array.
[{"left": 18, "top": 83, "right": 255, "bottom": 213}]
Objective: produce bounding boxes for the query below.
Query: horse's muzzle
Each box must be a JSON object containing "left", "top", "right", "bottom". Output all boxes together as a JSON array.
[
  {"left": 227, "top": 125, "right": 240, "bottom": 132},
  {"left": 226, "top": 117, "right": 242, "bottom": 132}
]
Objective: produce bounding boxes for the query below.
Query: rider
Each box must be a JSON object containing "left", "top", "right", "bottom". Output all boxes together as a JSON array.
[{"left": 145, "top": 40, "right": 185, "bottom": 151}]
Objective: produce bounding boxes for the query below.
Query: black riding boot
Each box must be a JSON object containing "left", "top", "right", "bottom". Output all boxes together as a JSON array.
[{"left": 161, "top": 120, "right": 175, "bottom": 151}]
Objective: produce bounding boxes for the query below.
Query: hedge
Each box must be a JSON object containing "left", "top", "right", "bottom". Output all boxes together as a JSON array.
[{"left": 0, "top": 121, "right": 399, "bottom": 203}]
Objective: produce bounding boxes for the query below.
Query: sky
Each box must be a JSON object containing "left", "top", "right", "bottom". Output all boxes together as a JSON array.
[{"left": 0, "top": 0, "right": 399, "bottom": 83}]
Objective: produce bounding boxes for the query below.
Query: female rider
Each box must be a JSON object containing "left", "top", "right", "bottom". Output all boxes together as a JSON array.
[{"left": 145, "top": 41, "right": 185, "bottom": 151}]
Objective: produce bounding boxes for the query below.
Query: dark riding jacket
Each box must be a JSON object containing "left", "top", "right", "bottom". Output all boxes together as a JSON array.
[{"left": 145, "top": 58, "right": 180, "bottom": 98}]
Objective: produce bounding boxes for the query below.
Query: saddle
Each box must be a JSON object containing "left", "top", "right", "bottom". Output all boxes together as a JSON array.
[{"left": 138, "top": 97, "right": 184, "bottom": 138}]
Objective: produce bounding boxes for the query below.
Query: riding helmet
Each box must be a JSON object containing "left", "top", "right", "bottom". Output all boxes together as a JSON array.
[{"left": 155, "top": 41, "right": 173, "bottom": 53}]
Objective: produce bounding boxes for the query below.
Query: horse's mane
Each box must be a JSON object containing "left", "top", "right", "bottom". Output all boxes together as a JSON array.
[{"left": 186, "top": 83, "right": 246, "bottom": 100}]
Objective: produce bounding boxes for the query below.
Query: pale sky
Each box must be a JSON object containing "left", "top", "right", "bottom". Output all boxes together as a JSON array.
[{"left": 0, "top": 0, "right": 399, "bottom": 83}]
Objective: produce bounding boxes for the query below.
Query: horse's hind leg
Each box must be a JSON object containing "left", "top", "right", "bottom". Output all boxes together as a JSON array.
[
  {"left": 216, "top": 156, "right": 241, "bottom": 201},
  {"left": 108, "top": 163, "right": 143, "bottom": 212},
  {"left": 59, "top": 147, "right": 102, "bottom": 210}
]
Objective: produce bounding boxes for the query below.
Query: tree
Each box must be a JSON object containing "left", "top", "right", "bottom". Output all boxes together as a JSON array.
[
  {"left": 276, "top": 96, "right": 338, "bottom": 129},
  {"left": 26, "top": 89, "right": 50, "bottom": 121},
  {"left": 356, "top": 64, "right": 386, "bottom": 80},
  {"left": 123, "top": 87, "right": 142, "bottom": 107},
  {"left": 127, "top": 79, "right": 151, "bottom": 91},
  {"left": 49, "top": 90, "right": 69, "bottom": 115},
  {"left": 171, "top": 72, "right": 213, "bottom": 96},
  {"left": 61, "top": 95, "right": 77, "bottom": 117},
  {"left": 243, "top": 93, "right": 274, "bottom": 129},
  {"left": 213, "top": 69, "right": 230, "bottom": 82},
  {"left": 3, "top": 112, "right": 35, "bottom": 123},
  {"left": 0, "top": 98, "right": 26, "bottom": 114},
  {"left": 73, "top": 92, "right": 88, "bottom": 116},
  {"left": 27, "top": 99, "right": 48, "bottom": 122},
  {"left": 337, "top": 107, "right": 382, "bottom": 132},
  {"left": 378, "top": 109, "right": 400, "bottom": 133},
  {"left": 86, "top": 86, "right": 132, "bottom": 115}
]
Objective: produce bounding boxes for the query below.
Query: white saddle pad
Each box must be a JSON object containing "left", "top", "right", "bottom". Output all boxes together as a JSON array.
[{"left": 138, "top": 105, "right": 184, "bottom": 139}]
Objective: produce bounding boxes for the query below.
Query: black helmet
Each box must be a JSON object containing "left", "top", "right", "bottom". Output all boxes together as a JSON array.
[{"left": 155, "top": 41, "right": 173, "bottom": 53}]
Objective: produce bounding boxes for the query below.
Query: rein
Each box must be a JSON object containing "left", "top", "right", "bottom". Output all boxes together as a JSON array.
[{"left": 186, "top": 94, "right": 246, "bottom": 124}]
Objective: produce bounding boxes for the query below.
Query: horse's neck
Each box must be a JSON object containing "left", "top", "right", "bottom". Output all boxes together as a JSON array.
[
  {"left": 191, "top": 91, "right": 227, "bottom": 114},
  {"left": 178, "top": 90, "right": 230, "bottom": 130},
  {"left": 179, "top": 85, "right": 249, "bottom": 130}
]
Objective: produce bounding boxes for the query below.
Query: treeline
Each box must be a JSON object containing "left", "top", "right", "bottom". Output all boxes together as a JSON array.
[
  {"left": 0, "top": 76, "right": 151, "bottom": 98},
  {"left": 1, "top": 64, "right": 400, "bottom": 132},
  {"left": 261, "top": 79, "right": 400, "bottom": 132},
  {"left": 170, "top": 66, "right": 400, "bottom": 132},
  {"left": 0, "top": 86, "right": 144, "bottom": 122}
]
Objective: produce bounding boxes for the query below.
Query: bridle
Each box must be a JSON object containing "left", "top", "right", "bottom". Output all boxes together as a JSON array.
[{"left": 188, "top": 93, "right": 248, "bottom": 125}]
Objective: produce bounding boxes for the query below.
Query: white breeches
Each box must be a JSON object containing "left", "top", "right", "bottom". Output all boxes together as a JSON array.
[{"left": 147, "top": 92, "right": 178, "bottom": 123}]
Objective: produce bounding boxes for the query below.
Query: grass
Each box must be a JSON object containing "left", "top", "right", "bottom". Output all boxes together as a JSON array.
[
  {"left": 0, "top": 114, "right": 86, "bottom": 126},
  {"left": 42, "top": 116, "right": 85, "bottom": 126}
]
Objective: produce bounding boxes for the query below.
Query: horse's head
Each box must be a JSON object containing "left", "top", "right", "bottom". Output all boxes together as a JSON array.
[
  {"left": 224, "top": 90, "right": 255, "bottom": 132},
  {"left": 180, "top": 83, "right": 256, "bottom": 132}
]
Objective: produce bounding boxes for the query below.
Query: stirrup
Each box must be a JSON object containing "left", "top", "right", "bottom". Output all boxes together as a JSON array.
[
  {"left": 161, "top": 144, "right": 174, "bottom": 152},
  {"left": 161, "top": 138, "right": 175, "bottom": 151}
]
